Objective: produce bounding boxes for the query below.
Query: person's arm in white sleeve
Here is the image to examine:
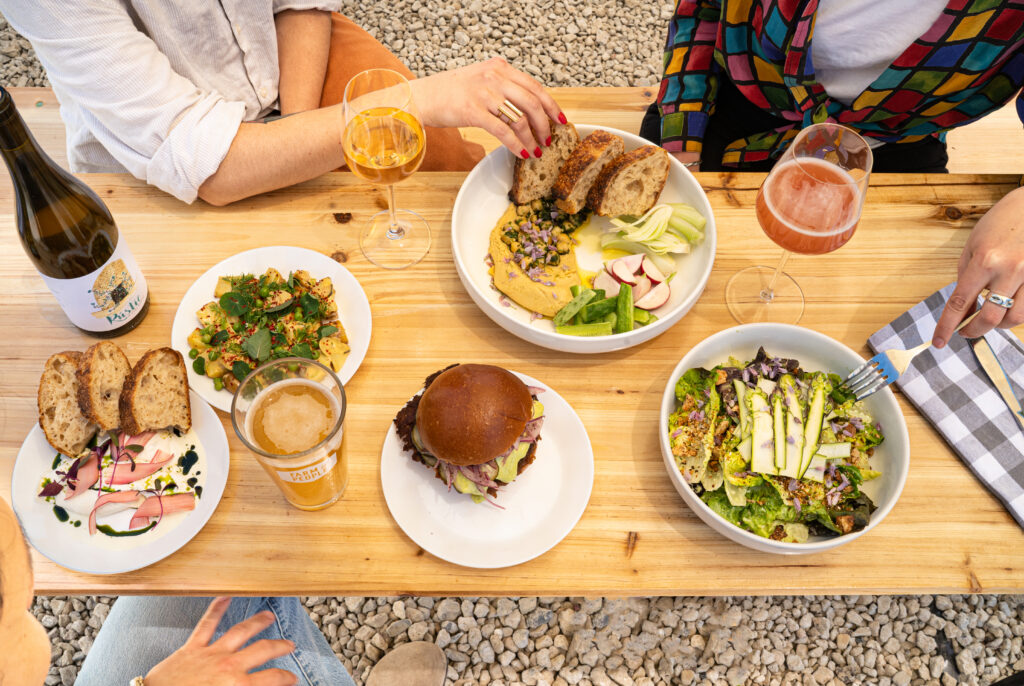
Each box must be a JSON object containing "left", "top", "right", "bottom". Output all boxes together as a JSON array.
[{"left": 4, "top": 2, "right": 248, "bottom": 204}]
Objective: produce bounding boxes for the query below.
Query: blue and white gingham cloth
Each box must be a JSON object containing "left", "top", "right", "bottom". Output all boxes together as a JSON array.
[{"left": 869, "top": 283, "right": 1024, "bottom": 529}]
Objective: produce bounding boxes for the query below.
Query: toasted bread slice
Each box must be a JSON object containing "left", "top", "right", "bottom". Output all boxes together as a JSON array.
[
  {"left": 587, "top": 145, "right": 671, "bottom": 217},
  {"left": 76, "top": 342, "right": 132, "bottom": 432},
  {"left": 119, "top": 348, "right": 192, "bottom": 436},
  {"left": 552, "top": 130, "right": 625, "bottom": 214},
  {"left": 38, "top": 351, "right": 97, "bottom": 457},
  {"left": 509, "top": 122, "right": 580, "bottom": 204}
]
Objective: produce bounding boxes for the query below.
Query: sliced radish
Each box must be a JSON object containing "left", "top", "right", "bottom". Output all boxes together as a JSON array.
[
  {"left": 619, "top": 253, "right": 645, "bottom": 274},
  {"left": 640, "top": 256, "right": 667, "bottom": 285},
  {"left": 609, "top": 259, "right": 637, "bottom": 285},
  {"left": 88, "top": 490, "right": 143, "bottom": 535},
  {"left": 633, "top": 275, "right": 652, "bottom": 300},
  {"left": 593, "top": 270, "right": 621, "bottom": 298},
  {"left": 634, "top": 282, "right": 671, "bottom": 310}
]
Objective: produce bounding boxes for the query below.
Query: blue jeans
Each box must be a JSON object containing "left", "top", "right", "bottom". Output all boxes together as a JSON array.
[{"left": 74, "top": 597, "right": 357, "bottom": 686}]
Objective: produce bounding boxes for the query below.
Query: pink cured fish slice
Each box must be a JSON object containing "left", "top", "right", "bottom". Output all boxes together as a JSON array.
[
  {"left": 88, "top": 490, "right": 142, "bottom": 535},
  {"left": 102, "top": 449, "right": 174, "bottom": 486},
  {"left": 118, "top": 430, "right": 157, "bottom": 449},
  {"left": 128, "top": 493, "right": 197, "bottom": 530},
  {"left": 63, "top": 455, "right": 99, "bottom": 500}
]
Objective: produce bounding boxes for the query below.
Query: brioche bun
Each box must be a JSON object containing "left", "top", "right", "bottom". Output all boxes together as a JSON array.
[{"left": 414, "top": 364, "right": 532, "bottom": 467}]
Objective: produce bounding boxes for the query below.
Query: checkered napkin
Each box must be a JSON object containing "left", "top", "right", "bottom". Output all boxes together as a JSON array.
[{"left": 868, "top": 283, "right": 1024, "bottom": 529}]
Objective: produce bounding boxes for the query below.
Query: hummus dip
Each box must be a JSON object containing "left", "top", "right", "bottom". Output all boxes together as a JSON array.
[{"left": 489, "top": 201, "right": 584, "bottom": 317}]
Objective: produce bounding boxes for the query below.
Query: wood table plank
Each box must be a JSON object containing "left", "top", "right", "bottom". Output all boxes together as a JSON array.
[{"left": 2, "top": 172, "right": 1023, "bottom": 596}]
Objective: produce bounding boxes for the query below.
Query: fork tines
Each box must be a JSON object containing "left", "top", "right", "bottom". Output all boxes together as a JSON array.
[{"left": 842, "top": 356, "right": 897, "bottom": 401}]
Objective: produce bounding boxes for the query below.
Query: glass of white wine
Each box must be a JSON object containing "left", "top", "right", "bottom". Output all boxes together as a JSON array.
[{"left": 342, "top": 69, "right": 428, "bottom": 269}]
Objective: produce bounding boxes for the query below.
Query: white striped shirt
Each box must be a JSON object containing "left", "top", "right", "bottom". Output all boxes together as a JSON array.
[{"left": 4, "top": 1, "right": 342, "bottom": 202}]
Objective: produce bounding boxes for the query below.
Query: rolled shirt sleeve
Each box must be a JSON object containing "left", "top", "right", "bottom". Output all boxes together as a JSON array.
[{"left": 4, "top": 2, "right": 246, "bottom": 203}]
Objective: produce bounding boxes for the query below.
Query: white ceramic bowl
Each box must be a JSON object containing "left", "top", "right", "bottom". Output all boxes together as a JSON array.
[
  {"left": 658, "top": 324, "right": 910, "bottom": 554},
  {"left": 451, "top": 124, "right": 716, "bottom": 353}
]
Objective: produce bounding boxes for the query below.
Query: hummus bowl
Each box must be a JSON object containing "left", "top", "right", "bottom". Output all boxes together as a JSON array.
[{"left": 452, "top": 124, "right": 716, "bottom": 354}]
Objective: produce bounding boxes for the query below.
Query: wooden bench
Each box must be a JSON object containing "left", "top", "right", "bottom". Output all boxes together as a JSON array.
[{"left": 6, "top": 86, "right": 1023, "bottom": 174}]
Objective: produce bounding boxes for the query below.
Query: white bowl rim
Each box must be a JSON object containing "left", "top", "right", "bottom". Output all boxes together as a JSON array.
[
  {"left": 450, "top": 123, "right": 717, "bottom": 351},
  {"left": 658, "top": 322, "right": 911, "bottom": 552}
]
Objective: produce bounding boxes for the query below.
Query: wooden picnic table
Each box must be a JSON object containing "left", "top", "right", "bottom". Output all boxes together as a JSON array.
[{"left": 2, "top": 170, "right": 1023, "bottom": 597}]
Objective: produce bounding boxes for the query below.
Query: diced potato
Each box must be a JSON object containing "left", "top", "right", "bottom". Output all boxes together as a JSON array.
[
  {"left": 264, "top": 290, "right": 293, "bottom": 311},
  {"left": 222, "top": 373, "right": 240, "bottom": 393},
  {"left": 187, "top": 327, "right": 209, "bottom": 351},
  {"left": 196, "top": 302, "right": 228, "bottom": 329},
  {"left": 311, "top": 278, "right": 334, "bottom": 301},
  {"left": 319, "top": 336, "right": 350, "bottom": 372},
  {"left": 292, "top": 270, "right": 316, "bottom": 289},
  {"left": 322, "top": 298, "right": 338, "bottom": 319},
  {"left": 263, "top": 268, "right": 284, "bottom": 284},
  {"left": 214, "top": 277, "right": 233, "bottom": 297},
  {"left": 205, "top": 358, "right": 229, "bottom": 379},
  {"left": 323, "top": 320, "right": 348, "bottom": 344}
]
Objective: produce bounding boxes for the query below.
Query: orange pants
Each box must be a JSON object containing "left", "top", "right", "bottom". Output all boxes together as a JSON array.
[{"left": 320, "top": 14, "right": 485, "bottom": 171}]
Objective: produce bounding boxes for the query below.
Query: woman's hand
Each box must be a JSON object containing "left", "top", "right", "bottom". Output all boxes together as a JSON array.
[
  {"left": 144, "top": 598, "right": 298, "bottom": 686},
  {"left": 671, "top": 151, "right": 701, "bottom": 170},
  {"left": 410, "top": 57, "right": 564, "bottom": 160},
  {"left": 934, "top": 187, "right": 1024, "bottom": 347}
]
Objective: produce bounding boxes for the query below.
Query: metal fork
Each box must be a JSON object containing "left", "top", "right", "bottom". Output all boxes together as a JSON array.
[{"left": 842, "top": 310, "right": 981, "bottom": 400}]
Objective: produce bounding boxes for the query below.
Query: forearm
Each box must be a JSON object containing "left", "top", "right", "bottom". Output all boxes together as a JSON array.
[
  {"left": 275, "top": 9, "right": 332, "bottom": 114},
  {"left": 197, "top": 106, "right": 345, "bottom": 206}
]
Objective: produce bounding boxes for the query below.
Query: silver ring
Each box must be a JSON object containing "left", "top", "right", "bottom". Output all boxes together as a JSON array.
[{"left": 987, "top": 292, "right": 1015, "bottom": 309}]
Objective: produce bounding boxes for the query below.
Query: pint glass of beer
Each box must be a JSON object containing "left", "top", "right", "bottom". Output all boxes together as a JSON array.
[{"left": 231, "top": 358, "right": 348, "bottom": 511}]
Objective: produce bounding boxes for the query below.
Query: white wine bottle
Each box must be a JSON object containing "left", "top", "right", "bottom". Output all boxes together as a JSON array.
[{"left": 0, "top": 87, "right": 149, "bottom": 337}]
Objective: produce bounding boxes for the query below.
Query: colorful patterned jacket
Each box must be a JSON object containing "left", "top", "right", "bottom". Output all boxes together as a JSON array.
[{"left": 658, "top": 0, "right": 1024, "bottom": 166}]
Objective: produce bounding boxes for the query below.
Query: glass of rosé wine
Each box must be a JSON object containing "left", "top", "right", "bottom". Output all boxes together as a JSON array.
[{"left": 725, "top": 123, "right": 872, "bottom": 324}]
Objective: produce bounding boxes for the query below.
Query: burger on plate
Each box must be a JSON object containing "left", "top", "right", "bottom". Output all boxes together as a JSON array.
[{"left": 393, "top": 364, "right": 544, "bottom": 505}]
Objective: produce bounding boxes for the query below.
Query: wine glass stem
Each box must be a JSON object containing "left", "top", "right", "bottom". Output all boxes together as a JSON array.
[
  {"left": 384, "top": 184, "right": 404, "bottom": 240},
  {"left": 761, "top": 249, "right": 792, "bottom": 303}
]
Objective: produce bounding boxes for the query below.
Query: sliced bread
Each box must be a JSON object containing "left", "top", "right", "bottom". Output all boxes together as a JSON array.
[
  {"left": 586, "top": 145, "right": 671, "bottom": 217},
  {"left": 508, "top": 122, "right": 580, "bottom": 204},
  {"left": 552, "top": 130, "right": 625, "bottom": 214},
  {"left": 76, "top": 341, "right": 132, "bottom": 432},
  {"left": 119, "top": 348, "right": 192, "bottom": 436},
  {"left": 38, "top": 351, "right": 97, "bottom": 457}
]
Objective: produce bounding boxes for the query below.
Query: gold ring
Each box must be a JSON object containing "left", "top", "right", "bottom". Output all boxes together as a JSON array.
[{"left": 497, "top": 99, "right": 523, "bottom": 125}]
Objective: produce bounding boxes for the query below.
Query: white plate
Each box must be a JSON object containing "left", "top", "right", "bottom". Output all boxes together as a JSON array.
[
  {"left": 658, "top": 324, "right": 911, "bottom": 555},
  {"left": 451, "top": 124, "right": 716, "bottom": 353},
  {"left": 11, "top": 391, "right": 230, "bottom": 574},
  {"left": 171, "top": 246, "right": 372, "bottom": 413},
  {"left": 380, "top": 371, "right": 593, "bottom": 568}
]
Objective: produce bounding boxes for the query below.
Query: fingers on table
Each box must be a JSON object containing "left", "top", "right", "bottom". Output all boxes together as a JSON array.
[{"left": 187, "top": 596, "right": 232, "bottom": 647}]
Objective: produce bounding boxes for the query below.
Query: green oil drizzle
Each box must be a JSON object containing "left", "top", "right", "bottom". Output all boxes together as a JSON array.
[
  {"left": 178, "top": 450, "right": 199, "bottom": 475},
  {"left": 51, "top": 454, "right": 61, "bottom": 470},
  {"left": 96, "top": 522, "right": 156, "bottom": 537},
  {"left": 52, "top": 505, "right": 69, "bottom": 522}
]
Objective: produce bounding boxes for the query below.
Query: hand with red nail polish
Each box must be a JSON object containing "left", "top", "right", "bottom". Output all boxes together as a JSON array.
[
  {"left": 408, "top": 56, "right": 564, "bottom": 161},
  {"left": 145, "top": 598, "right": 299, "bottom": 686}
]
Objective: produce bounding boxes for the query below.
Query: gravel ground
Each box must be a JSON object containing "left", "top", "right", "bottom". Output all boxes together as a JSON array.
[
  {"left": 32, "top": 594, "right": 1024, "bottom": 686},
  {"left": 6, "top": 5, "right": 1024, "bottom": 686}
]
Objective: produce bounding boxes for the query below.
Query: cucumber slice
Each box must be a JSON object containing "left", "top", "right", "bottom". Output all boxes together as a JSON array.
[
  {"left": 797, "top": 374, "right": 828, "bottom": 478},
  {"left": 734, "top": 380, "right": 749, "bottom": 436},
  {"left": 772, "top": 393, "right": 786, "bottom": 473},
  {"left": 815, "top": 442, "right": 852, "bottom": 459},
  {"left": 747, "top": 389, "right": 775, "bottom": 475},
  {"left": 779, "top": 374, "right": 804, "bottom": 479}
]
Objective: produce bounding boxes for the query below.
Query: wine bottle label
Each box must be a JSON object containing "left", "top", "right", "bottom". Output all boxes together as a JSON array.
[{"left": 38, "top": 241, "right": 148, "bottom": 332}]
